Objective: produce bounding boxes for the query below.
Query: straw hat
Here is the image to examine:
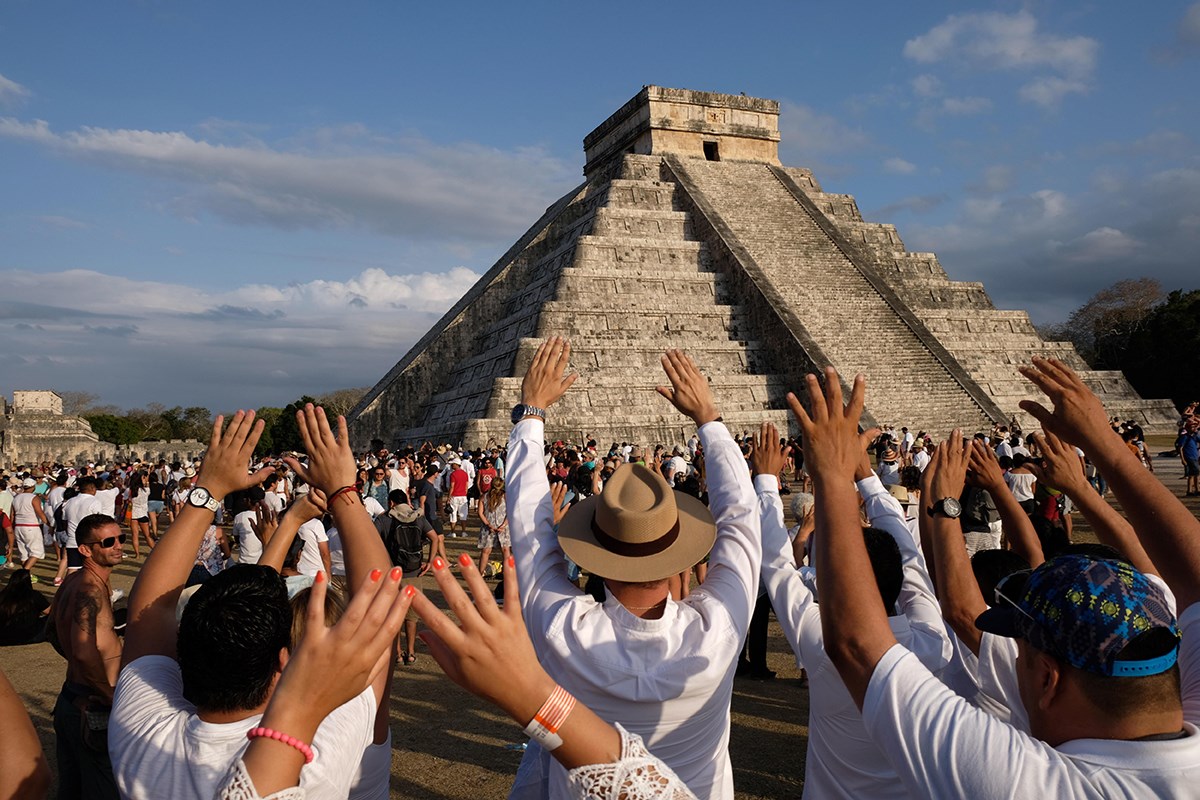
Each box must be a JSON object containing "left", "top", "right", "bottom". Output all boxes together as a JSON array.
[{"left": 557, "top": 464, "right": 716, "bottom": 582}]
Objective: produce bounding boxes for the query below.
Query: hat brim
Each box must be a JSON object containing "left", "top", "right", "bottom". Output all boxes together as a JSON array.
[
  {"left": 974, "top": 606, "right": 1023, "bottom": 639},
  {"left": 556, "top": 492, "right": 716, "bottom": 583}
]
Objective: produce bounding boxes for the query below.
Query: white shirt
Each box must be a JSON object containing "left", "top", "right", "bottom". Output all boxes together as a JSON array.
[
  {"left": 95, "top": 487, "right": 120, "bottom": 518},
  {"left": 326, "top": 526, "right": 346, "bottom": 578},
  {"left": 62, "top": 493, "right": 102, "bottom": 548},
  {"left": 995, "top": 440, "right": 1014, "bottom": 459},
  {"left": 231, "top": 511, "right": 261, "bottom": 564},
  {"left": 862, "top": 600, "right": 1200, "bottom": 799},
  {"left": 109, "top": 656, "right": 374, "bottom": 800},
  {"left": 297, "top": 519, "right": 329, "bottom": 577},
  {"left": 509, "top": 419, "right": 760, "bottom": 800},
  {"left": 912, "top": 450, "right": 931, "bottom": 472},
  {"left": 362, "top": 496, "right": 385, "bottom": 520},
  {"left": 263, "top": 491, "right": 286, "bottom": 515},
  {"left": 758, "top": 472, "right": 952, "bottom": 799}
]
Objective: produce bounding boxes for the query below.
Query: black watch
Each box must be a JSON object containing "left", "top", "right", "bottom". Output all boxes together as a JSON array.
[
  {"left": 511, "top": 403, "right": 547, "bottom": 425},
  {"left": 928, "top": 497, "right": 962, "bottom": 518}
]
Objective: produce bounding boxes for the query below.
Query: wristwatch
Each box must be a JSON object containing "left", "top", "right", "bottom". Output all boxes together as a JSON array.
[
  {"left": 511, "top": 403, "right": 547, "bottom": 425},
  {"left": 928, "top": 497, "right": 963, "bottom": 518},
  {"left": 186, "top": 486, "right": 222, "bottom": 513}
]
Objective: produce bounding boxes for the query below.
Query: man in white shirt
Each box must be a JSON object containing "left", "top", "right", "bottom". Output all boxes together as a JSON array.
[
  {"left": 508, "top": 339, "right": 760, "bottom": 800},
  {"left": 110, "top": 407, "right": 395, "bottom": 800},
  {"left": 795, "top": 360, "right": 1200, "bottom": 800},
  {"left": 297, "top": 518, "right": 332, "bottom": 578},
  {"left": 62, "top": 477, "right": 103, "bottom": 574},
  {"left": 753, "top": 421, "right": 952, "bottom": 799}
]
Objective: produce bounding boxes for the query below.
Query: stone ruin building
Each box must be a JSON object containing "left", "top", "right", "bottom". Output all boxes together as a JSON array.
[
  {"left": 348, "top": 86, "right": 1179, "bottom": 450},
  {"left": 0, "top": 390, "right": 205, "bottom": 469}
]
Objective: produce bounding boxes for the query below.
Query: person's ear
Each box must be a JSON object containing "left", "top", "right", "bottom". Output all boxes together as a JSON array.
[
  {"left": 277, "top": 646, "right": 289, "bottom": 673},
  {"left": 1035, "top": 650, "right": 1064, "bottom": 711}
]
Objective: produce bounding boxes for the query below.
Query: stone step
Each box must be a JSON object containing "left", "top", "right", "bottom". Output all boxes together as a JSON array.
[
  {"left": 604, "top": 179, "right": 680, "bottom": 211},
  {"left": 591, "top": 206, "right": 692, "bottom": 240},
  {"left": 556, "top": 271, "right": 721, "bottom": 301}
]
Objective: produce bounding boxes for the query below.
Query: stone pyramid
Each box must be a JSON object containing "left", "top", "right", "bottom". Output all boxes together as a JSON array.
[{"left": 347, "top": 86, "right": 1178, "bottom": 450}]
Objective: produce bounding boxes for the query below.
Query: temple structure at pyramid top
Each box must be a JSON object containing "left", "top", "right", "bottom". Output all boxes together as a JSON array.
[{"left": 347, "top": 86, "right": 1178, "bottom": 450}]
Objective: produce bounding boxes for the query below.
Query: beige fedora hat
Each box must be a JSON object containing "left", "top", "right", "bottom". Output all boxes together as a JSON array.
[{"left": 557, "top": 463, "right": 716, "bottom": 583}]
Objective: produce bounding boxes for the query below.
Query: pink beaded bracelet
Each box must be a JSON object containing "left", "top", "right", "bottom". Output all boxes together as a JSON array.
[{"left": 246, "top": 727, "right": 315, "bottom": 764}]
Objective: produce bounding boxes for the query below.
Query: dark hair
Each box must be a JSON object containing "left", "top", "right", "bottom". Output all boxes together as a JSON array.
[
  {"left": 1068, "top": 629, "right": 1182, "bottom": 717},
  {"left": 997, "top": 455, "right": 1014, "bottom": 470},
  {"left": 388, "top": 489, "right": 409, "bottom": 506},
  {"left": 77, "top": 514, "right": 119, "bottom": 546},
  {"left": 970, "top": 549, "right": 1030, "bottom": 606},
  {"left": 177, "top": 565, "right": 292, "bottom": 712},
  {"left": 863, "top": 527, "right": 903, "bottom": 614},
  {"left": 75, "top": 476, "right": 98, "bottom": 491}
]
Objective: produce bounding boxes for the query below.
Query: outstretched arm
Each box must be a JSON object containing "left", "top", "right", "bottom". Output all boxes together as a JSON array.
[
  {"left": 1019, "top": 357, "right": 1200, "bottom": 606},
  {"left": 790, "top": 369, "right": 896, "bottom": 708},
  {"left": 1027, "top": 430, "right": 1157, "bottom": 577},
  {"left": 926, "top": 432, "right": 989, "bottom": 656},
  {"left": 966, "top": 441, "right": 1043, "bottom": 568},
  {"left": 123, "top": 412, "right": 272, "bottom": 666}
]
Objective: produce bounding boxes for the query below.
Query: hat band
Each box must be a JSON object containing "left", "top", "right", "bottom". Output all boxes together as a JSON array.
[{"left": 591, "top": 516, "right": 680, "bottom": 558}]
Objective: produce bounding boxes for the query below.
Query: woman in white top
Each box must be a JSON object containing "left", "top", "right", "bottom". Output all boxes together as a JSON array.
[
  {"left": 1004, "top": 454, "right": 1038, "bottom": 516},
  {"left": 128, "top": 471, "right": 155, "bottom": 559}
]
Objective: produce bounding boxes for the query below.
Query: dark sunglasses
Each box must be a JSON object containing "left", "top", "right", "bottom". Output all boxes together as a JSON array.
[{"left": 84, "top": 533, "right": 127, "bottom": 549}]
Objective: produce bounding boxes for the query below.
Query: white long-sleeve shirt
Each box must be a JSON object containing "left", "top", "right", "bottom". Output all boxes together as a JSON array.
[
  {"left": 757, "top": 472, "right": 952, "bottom": 800},
  {"left": 508, "top": 418, "right": 760, "bottom": 800}
]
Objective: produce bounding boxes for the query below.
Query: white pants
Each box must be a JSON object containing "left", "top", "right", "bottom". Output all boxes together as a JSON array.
[
  {"left": 15, "top": 525, "right": 45, "bottom": 560},
  {"left": 449, "top": 496, "right": 468, "bottom": 523}
]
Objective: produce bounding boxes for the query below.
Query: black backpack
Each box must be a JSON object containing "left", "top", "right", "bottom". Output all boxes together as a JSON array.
[{"left": 383, "top": 519, "right": 426, "bottom": 573}]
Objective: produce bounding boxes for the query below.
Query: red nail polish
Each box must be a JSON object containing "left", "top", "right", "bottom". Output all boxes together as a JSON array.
[
  {"left": 458, "top": 553, "right": 471, "bottom": 567},
  {"left": 404, "top": 585, "right": 416, "bottom": 598},
  {"left": 369, "top": 568, "right": 382, "bottom": 582},
  {"left": 315, "top": 571, "right": 326, "bottom": 583},
  {"left": 390, "top": 567, "right": 403, "bottom": 581},
  {"left": 506, "top": 555, "right": 515, "bottom": 568},
  {"left": 432, "top": 557, "right": 445, "bottom": 570}
]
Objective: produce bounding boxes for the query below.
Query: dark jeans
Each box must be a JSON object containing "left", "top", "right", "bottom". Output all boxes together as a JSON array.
[
  {"left": 53, "top": 684, "right": 118, "bottom": 800},
  {"left": 740, "top": 593, "right": 771, "bottom": 673}
]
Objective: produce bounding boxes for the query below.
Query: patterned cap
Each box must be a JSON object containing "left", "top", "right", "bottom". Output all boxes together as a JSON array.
[{"left": 976, "top": 554, "right": 1180, "bottom": 677}]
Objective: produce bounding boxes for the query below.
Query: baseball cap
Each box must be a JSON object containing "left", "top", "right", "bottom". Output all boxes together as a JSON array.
[{"left": 976, "top": 555, "right": 1180, "bottom": 677}]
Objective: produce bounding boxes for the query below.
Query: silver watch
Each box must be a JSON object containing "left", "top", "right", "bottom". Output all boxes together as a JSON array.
[{"left": 186, "top": 486, "right": 222, "bottom": 513}]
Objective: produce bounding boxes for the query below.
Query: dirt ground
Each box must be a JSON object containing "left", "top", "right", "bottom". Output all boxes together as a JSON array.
[{"left": 4, "top": 454, "right": 1196, "bottom": 799}]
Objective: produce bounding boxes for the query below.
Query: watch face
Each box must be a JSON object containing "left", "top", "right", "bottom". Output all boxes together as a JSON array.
[
  {"left": 942, "top": 497, "right": 962, "bottom": 517},
  {"left": 510, "top": 404, "right": 526, "bottom": 425},
  {"left": 189, "top": 487, "right": 211, "bottom": 506}
]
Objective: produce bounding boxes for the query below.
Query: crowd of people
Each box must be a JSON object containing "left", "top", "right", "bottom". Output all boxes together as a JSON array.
[{"left": 0, "top": 338, "right": 1198, "bottom": 800}]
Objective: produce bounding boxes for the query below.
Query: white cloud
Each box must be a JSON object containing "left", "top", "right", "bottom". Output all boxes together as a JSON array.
[
  {"left": 883, "top": 157, "right": 917, "bottom": 175},
  {"left": 0, "top": 116, "right": 578, "bottom": 243},
  {"left": 33, "top": 215, "right": 90, "bottom": 230},
  {"left": 903, "top": 11, "right": 1097, "bottom": 75},
  {"left": 0, "top": 264, "right": 481, "bottom": 409},
  {"left": 941, "top": 96, "right": 992, "bottom": 115},
  {"left": 903, "top": 10, "right": 1097, "bottom": 108},
  {"left": 1056, "top": 227, "right": 1141, "bottom": 262},
  {"left": 1180, "top": 2, "right": 1200, "bottom": 47},
  {"left": 778, "top": 101, "right": 871, "bottom": 155},
  {"left": 911, "top": 74, "right": 943, "bottom": 97},
  {"left": 969, "top": 165, "right": 1014, "bottom": 196},
  {"left": 1018, "top": 77, "right": 1090, "bottom": 108},
  {"left": 0, "top": 73, "right": 30, "bottom": 106}
]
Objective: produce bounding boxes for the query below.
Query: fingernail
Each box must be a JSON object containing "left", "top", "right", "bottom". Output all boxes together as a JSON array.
[
  {"left": 390, "top": 567, "right": 403, "bottom": 581},
  {"left": 458, "top": 553, "right": 472, "bottom": 568},
  {"left": 506, "top": 555, "right": 515, "bottom": 568},
  {"left": 369, "top": 568, "right": 382, "bottom": 582},
  {"left": 404, "top": 585, "right": 416, "bottom": 598},
  {"left": 315, "top": 571, "right": 325, "bottom": 583},
  {"left": 432, "top": 557, "right": 445, "bottom": 570}
]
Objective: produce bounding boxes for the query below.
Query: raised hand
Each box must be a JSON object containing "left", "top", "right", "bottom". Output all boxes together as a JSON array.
[
  {"left": 656, "top": 349, "right": 720, "bottom": 426},
  {"left": 520, "top": 337, "right": 578, "bottom": 410},
  {"left": 411, "top": 555, "right": 556, "bottom": 725},
  {"left": 785, "top": 367, "right": 866, "bottom": 484},
  {"left": 249, "top": 504, "right": 278, "bottom": 543},
  {"left": 928, "top": 430, "right": 971, "bottom": 501},
  {"left": 283, "top": 405, "right": 357, "bottom": 496},
  {"left": 1027, "top": 431, "right": 1088, "bottom": 495},
  {"left": 966, "top": 439, "right": 1006, "bottom": 493},
  {"left": 750, "top": 422, "right": 792, "bottom": 478},
  {"left": 550, "top": 481, "right": 571, "bottom": 526},
  {"left": 1018, "top": 357, "right": 1114, "bottom": 450},
  {"left": 286, "top": 487, "right": 328, "bottom": 525},
  {"left": 196, "top": 411, "right": 274, "bottom": 500}
]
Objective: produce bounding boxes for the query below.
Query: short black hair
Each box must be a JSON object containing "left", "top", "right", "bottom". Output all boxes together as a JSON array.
[
  {"left": 388, "top": 489, "right": 409, "bottom": 506},
  {"left": 75, "top": 476, "right": 98, "bottom": 491},
  {"left": 76, "top": 514, "right": 119, "bottom": 545},
  {"left": 863, "top": 527, "right": 903, "bottom": 614},
  {"left": 178, "top": 565, "right": 291, "bottom": 712},
  {"left": 970, "top": 548, "right": 1030, "bottom": 607}
]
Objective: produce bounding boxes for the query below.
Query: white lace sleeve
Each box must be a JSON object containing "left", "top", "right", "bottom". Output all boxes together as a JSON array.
[
  {"left": 565, "top": 725, "right": 698, "bottom": 800},
  {"left": 214, "top": 758, "right": 307, "bottom": 800}
]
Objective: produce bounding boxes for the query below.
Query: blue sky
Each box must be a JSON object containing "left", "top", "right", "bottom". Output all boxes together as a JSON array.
[{"left": 1, "top": 1, "right": 1198, "bottom": 412}]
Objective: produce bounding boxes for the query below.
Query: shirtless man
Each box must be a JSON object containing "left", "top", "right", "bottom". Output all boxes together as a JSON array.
[{"left": 51, "top": 513, "right": 123, "bottom": 799}]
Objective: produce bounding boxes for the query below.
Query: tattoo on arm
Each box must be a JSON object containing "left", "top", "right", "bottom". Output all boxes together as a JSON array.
[{"left": 73, "top": 592, "right": 101, "bottom": 637}]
